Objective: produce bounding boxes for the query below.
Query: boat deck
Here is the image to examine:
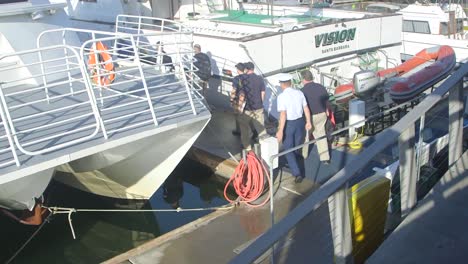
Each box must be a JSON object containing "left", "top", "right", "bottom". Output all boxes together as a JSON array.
[{"left": 0, "top": 66, "right": 210, "bottom": 184}]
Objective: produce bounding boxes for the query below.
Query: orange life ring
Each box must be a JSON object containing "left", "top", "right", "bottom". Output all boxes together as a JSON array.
[{"left": 88, "top": 41, "right": 115, "bottom": 86}]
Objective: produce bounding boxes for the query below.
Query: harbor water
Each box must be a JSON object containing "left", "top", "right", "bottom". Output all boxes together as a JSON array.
[{"left": 0, "top": 158, "right": 229, "bottom": 264}]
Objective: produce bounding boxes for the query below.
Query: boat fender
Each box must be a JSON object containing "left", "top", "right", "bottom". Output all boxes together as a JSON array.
[{"left": 353, "top": 70, "right": 382, "bottom": 97}]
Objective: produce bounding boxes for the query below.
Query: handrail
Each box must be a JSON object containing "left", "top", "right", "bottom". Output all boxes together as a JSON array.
[
  {"left": 0, "top": 45, "right": 102, "bottom": 157},
  {"left": 115, "top": 14, "right": 191, "bottom": 33},
  {"left": 230, "top": 62, "right": 468, "bottom": 263},
  {"left": 0, "top": 20, "right": 204, "bottom": 168}
]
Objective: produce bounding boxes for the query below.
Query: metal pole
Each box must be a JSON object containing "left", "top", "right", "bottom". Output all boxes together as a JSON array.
[
  {"left": 192, "top": 0, "right": 195, "bottom": 19},
  {"left": 269, "top": 160, "right": 275, "bottom": 264},
  {"left": 448, "top": 80, "right": 463, "bottom": 166},
  {"left": 399, "top": 124, "right": 417, "bottom": 217},
  {"left": 271, "top": 0, "right": 274, "bottom": 25},
  {"left": 328, "top": 182, "right": 354, "bottom": 264},
  {"left": 415, "top": 115, "right": 425, "bottom": 181}
]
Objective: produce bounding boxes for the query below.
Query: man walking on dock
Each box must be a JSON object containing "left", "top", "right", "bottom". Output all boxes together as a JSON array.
[
  {"left": 300, "top": 70, "right": 330, "bottom": 164},
  {"left": 276, "top": 73, "right": 312, "bottom": 183},
  {"left": 237, "top": 62, "right": 266, "bottom": 150},
  {"left": 193, "top": 44, "right": 211, "bottom": 96}
]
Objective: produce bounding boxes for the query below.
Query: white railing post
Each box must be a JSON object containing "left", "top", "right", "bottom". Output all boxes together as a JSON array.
[
  {"left": 62, "top": 30, "right": 74, "bottom": 96},
  {"left": 130, "top": 37, "right": 159, "bottom": 126},
  {"left": 448, "top": 79, "right": 463, "bottom": 166},
  {"left": 269, "top": 156, "right": 275, "bottom": 264},
  {"left": 328, "top": 182, "right": 354, "bottom": 264},
  {"left": 415, "top": 115, "right": 425, "bottom": 181},
  {"left": 78, "top": 43, "right": 108, "bottom": 140},
  {"left": 399, "top": 123, "right": 418, "bottom": 217},
  {"left": 136, "top": 16, "right": 142, "bottom": 47},
  {"left": 37, "top": 45, "right": 49, "bottom": 104},
  {"left": 177, "top": 36, "right": 197, "bottom": 116},
  {"left": 113, "top": 16, "right": 120, "bottom": 52},
  {"left": 90, "top": 32, "right": 104, "bottom": 107},
  {"left": 0, "top": 83, "right": 20, "bottom": 166}
]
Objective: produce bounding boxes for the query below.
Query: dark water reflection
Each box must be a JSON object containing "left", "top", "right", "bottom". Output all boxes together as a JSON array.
[{"left": 0, "top": 158, "right": 228, "bottom": 264}]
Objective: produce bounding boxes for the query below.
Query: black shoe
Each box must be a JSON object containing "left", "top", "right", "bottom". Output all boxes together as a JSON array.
[
  {"left": 232, "top": 130, "right": 241, "bottom": 136},
  {"left": 294, "top": 176, "right": 304, "bottom": 183}
]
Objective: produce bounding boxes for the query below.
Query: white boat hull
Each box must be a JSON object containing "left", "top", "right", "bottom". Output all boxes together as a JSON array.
[
  {"left": 0, "top": 168, "right": 55, "bottom": 210},
  {"left": 56, "top": 118, "right": 210, "bottom": 199}
]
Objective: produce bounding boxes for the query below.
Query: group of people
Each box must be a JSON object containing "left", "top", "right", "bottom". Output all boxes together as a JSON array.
[
  {"left": 230, "top": 65, "right": 331, "bottom": 183},
  {"left": 190, "top": 45, "right": 332, "bottom": 183},
  {"left": 230, "top": 62, "right": 267, "bottom": 151},
  {"left": 276, "top": 70, "right": 331, "bottom": 183}
]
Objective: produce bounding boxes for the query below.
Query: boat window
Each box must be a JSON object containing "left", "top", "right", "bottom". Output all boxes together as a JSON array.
[
  {"left": 402, "top": 20, "right": 414, "bottom": 32},
  {"left": 402, "top": 20, "right": 430, "bottom": 34},
  {"left": 440, "top": 19, "right": 464, "bottom": 35},
  {"left": 79, "top": 0, "right": 97, "bottom": 2},
  {"left": 412, "top": 21, "right": 430, "bottom": 34},
  {"left": 0, "top": 0, "right": 27, "bottom": 3}
]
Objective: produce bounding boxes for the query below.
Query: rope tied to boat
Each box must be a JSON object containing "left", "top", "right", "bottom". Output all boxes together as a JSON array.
[
  {"left": 5, "top": 214, "right": 52, "bottom": 264},
  {"left": 223, "top": 151, "right": 272, "bottom": 208},
  {"left": 43, "top": 204, "right": 235, "bottom": 240}
]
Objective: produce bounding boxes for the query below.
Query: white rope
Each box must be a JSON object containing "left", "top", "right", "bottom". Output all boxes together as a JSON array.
[{"left": 43, "top": 204, "right": 235, "bottom": 240}]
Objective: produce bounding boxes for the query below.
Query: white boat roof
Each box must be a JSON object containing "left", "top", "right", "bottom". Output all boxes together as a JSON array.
[
  {"left": 0, "top": 0, "right": 65, "bottom": 17},
  {"left": 397, "top": 3, "right": 467, "bottom": 20}
]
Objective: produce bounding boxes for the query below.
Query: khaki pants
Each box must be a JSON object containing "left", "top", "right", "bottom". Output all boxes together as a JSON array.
[
  {"left": 312, "top": 112, "right": 330, "bottom": 161},
  {"left": 238, "top": 109, "right": 266, "bottom": 149}
]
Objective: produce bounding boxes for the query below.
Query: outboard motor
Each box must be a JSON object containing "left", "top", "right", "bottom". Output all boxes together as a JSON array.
[{"left": 353, "top": 70, "right": 382, "bottom": 98}]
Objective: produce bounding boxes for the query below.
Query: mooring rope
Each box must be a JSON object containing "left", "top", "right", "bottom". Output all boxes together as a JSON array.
[
  {"left": 5, "top": 214, "right": 52, "bottom": 264},
  {"left": 42, "top": 204, "right": 235, "bottom": 240}
]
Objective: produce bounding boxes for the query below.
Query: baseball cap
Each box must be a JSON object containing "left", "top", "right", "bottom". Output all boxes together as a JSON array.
[{"left": 278, "top": 73, "right": 292, "bottom": 82}]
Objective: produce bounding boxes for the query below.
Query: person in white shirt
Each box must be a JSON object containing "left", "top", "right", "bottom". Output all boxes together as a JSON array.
[{"left": 276, "top": 73, "right": 312, "bottom": 183}]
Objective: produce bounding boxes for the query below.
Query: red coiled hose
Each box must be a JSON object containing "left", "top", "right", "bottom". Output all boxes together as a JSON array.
[{"left": 224, "top": 151, "right": 271, "bottom": 208}]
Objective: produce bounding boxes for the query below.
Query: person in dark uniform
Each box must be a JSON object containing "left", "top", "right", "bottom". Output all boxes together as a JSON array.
[
  {"left": 276, "top": 73, "right": 312, "bottom": 183},
  {"left": 237, "top": 62, "right": 266, "bottom": 150},
  {"left": 301, "top": 70, "right": 330, "bottom": 164},
  {"left": 193, "top": 44, "right": 211, "bottom": 96}
]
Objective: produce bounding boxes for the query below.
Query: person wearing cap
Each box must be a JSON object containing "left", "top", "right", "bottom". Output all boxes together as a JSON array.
[
  {"left": 237, "top": 61, "right": 266, "bottom": 150},
  {"left": 276, "top": 73, "right": 312, "bottom": 183},
  {"left": 193, "top": 44, "right": 211, "bottom": 95},
  {"left": 230, "top": 62, "right": 246, "bottom": 136},
  {"left": 301, "top": 70, "right": 331, "bottom": 164}
]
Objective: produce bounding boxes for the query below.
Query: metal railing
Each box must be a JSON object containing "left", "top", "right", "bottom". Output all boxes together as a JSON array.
[
  {"left": 230, "top": 62, "right": 467, "bottom": 263},
  {"left": 0, "top": 45, "right": 100, "bottom": 158},
  {"left": 0, "top": 21, "right": 204, "bottom": 169}
]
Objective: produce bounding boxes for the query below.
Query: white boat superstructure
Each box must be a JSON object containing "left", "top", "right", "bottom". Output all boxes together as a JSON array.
[
  {"left": 181, "top": 8, "right": 402, "bottom": 118},
  {"left": 61, "top": 0, "right": 403, "bottom": 119},
  {"left": 0, "top": 1, "right": 210, "bottom": 210},
  {"left": 397, "top": 2, "right": 467, "bottom": 62}
]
